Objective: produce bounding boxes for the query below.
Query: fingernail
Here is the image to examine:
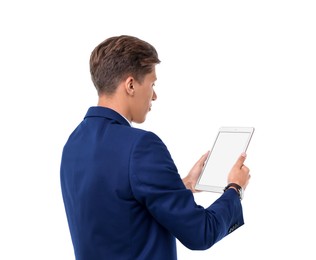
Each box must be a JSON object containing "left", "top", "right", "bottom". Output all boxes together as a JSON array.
[{"left": 241, "top": 152, "right": 247, "bottom": 157}]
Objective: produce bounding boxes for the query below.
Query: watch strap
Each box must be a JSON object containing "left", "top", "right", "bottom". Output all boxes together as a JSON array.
[{"left": 224, "top": 183, "right": 242, "bottom": 200}]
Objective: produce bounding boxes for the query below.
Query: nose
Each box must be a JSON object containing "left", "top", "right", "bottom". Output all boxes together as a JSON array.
[{"left": 152, "top": 90, "right": 157, "bottom": 101}]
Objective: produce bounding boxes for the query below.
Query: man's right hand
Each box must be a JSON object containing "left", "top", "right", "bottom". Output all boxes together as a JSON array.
[{"left": 227, "top": 153, "right": 251, "bottom": 190}]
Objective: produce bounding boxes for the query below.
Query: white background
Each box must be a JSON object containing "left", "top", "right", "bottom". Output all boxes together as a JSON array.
[{"left": 1, "top": 1, "right": 315, "bottom": 259}]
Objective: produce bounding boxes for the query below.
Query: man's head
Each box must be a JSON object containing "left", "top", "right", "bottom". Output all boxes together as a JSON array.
[
  {"left": 90, "top": 35, "right": 160, "bottom": 95},
  {"left": 90, "top": 35, "right": 160, "bottom": 124}
]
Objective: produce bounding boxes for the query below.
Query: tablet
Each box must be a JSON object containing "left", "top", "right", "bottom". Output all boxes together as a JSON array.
[{"left": 195, "top": 127, "right": 255, "bottom": 193}]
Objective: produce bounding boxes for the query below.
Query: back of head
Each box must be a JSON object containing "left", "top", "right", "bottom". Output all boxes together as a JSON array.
[{"left": 90, "top": 35, "right": 160, "bottom": 95}]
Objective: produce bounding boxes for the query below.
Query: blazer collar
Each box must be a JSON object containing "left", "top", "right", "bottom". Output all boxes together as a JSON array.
[{"left": 84, "top": 106, "right": 131, "bottom": 127}]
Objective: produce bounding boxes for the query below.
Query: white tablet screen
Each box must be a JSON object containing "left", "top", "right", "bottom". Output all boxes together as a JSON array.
[{"left": 195, "top": 127, "right": 254, "bottom": 193}]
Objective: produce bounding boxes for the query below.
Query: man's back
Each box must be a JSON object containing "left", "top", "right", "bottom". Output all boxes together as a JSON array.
[{"left": 60, "top": 107, "right": 177, "bottom": 259}]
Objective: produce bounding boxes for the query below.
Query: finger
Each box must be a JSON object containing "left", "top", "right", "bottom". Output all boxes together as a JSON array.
[
  {"left": 241, "top": 165, "right": 249, "bottom": 172},
  {"left": 241, "top": 163, "right": 250, "bottom": 175},
  {"left": 235, "top": 152, "right": 247, "bottom": 168},
  {"left": 199, "top": 151, "right": 210, "bottom": 166}
]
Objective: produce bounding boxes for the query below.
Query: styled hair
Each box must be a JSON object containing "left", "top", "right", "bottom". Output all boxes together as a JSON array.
[{"left": 89, "top": 35, "right": 160, "bottom": 95}]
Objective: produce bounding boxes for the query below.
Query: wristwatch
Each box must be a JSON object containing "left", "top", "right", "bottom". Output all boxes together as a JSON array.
[{"left": 224, "top": 183, "right": 244, "bottom": 200}]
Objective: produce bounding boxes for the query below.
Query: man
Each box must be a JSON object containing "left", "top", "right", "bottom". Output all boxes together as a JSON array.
[{"left": 60, "top": 35, "right": 251, "bottom": 260}]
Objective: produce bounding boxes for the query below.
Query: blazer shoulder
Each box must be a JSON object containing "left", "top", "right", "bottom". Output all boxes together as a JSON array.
[
  {"left": 131, "top": 129, "right": 165, "bottom": 147},
  {"left": 120, "top": 126, "right": 162, "bottom": 143}
]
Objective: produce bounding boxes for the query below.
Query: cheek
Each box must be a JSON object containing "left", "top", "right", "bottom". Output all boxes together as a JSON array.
[{"left": 142, "top": 90, "right": 152, "bottom": 103}]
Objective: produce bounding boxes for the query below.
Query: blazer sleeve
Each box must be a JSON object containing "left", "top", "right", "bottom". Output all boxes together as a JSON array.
[{"left": 129, "top": 131, "right": 244, "bottom": 250}]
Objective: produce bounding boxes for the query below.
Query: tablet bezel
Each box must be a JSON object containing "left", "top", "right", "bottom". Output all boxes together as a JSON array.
[{"left": 195, "top": 126, "right": 255, "bottom": 193}]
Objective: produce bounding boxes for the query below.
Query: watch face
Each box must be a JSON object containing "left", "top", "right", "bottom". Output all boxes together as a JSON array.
[{"left": 239, "top": 188, "right": 244, "bottom": 200}]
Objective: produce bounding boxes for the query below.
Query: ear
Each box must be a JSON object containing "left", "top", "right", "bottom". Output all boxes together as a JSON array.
[{"left": 124, "top": 76, "right": 135, "bottom": 96}]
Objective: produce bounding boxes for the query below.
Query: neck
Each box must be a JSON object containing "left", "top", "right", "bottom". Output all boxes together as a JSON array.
[{"left": 97, "top": 95, "right": 131, "bottom": 123}]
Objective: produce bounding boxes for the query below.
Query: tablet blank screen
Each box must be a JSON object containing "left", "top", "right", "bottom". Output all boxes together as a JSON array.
[{"left": 198, "top": 132, "right": 251, "bottom": 188}]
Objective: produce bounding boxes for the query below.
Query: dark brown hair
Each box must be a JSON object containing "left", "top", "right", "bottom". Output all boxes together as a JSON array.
[{"left": 89, "top": 35, "right": 160, "bottom": 95}]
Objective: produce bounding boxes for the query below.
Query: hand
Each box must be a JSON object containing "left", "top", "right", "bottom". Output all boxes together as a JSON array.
[
  {"left": 227, "top": 153, "right": 251, "bottom": 190},
  {"left": 182, "top": 151, "right": 210, "bottom": 193}
]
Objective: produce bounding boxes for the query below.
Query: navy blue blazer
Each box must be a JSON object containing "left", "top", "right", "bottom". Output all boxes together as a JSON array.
[{"left": 60, "top": 106, "right": 244, "bottom": 260}]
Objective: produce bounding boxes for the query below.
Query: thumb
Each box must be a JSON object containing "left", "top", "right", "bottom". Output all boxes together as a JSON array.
[
  {"left": 195, "top": 150, "right": 210, "bottom": 167},
  {"left": 235, "top": 152, "right": 247, "bottom": 168},
  {"left": 201, "top": 150, "right": 210, "bottom": 165}
]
